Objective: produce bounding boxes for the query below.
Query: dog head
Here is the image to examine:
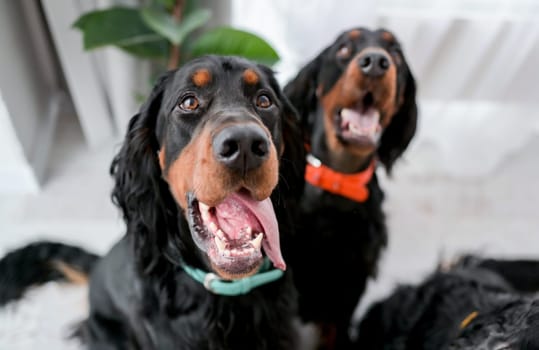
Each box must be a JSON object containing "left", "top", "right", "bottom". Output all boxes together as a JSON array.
[
  {"left": 285, "top": 27, "right": 417, "bottom": 174},
  {"left": 110, "top": 56, "right": 303, "bottom": 280}
]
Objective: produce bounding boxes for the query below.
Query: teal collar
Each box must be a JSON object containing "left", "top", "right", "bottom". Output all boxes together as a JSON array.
[{"left": 181, "top": 258, "right": 284, "bottom": 296}]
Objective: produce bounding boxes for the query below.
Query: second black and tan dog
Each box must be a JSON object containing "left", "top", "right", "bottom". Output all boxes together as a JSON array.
[{"left": 284, "top": 27, "right": 418, "bottom": 348}]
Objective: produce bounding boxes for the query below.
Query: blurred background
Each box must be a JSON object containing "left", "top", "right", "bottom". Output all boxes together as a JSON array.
[{"left": 0, "top": 0, "right": 538, "bottom": 348}]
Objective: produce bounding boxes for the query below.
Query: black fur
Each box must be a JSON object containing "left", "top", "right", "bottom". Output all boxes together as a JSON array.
[
  {"left": 0, "top": 241, "right": 98, "bottom": 305},
  {"left": 283, "top": 27, "right": 417, "bottom": 348},
  {"left": 352, "top": 256, "right": 539, "bottom": 349}
]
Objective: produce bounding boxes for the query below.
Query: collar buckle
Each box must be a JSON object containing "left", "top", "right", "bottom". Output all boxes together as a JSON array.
[
  {"left": 203, "top": 272, "right": 218, "bottom": 292},
  {"left": 306, "top": 153, "right": 321, "bottom": 167}
]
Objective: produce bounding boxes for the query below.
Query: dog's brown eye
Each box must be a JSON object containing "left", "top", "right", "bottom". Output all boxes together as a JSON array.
[
  {"left": 337, "top": 45, "right": 351, "bottom": 59},
  {"left": 179, "top": 96, "right": 199, "bottom": 111},
  {"left": 256, "top": 94, "right": 272, "bottom": 108}
]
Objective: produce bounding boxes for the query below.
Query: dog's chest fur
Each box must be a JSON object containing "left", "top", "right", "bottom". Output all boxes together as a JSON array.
[
  {"left": 140, "top": 271, "right": 298, "bottom": 350},
  {"left": 289, "top": 174, "right": 387, "bottom": 322}
]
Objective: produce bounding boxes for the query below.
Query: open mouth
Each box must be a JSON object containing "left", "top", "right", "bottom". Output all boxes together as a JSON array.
[
  {"left": 187, "top": 190, "right": 285, "bottom": 280},
  {"left": 336, "top": 92, "right": 382, "bottom": 146}
]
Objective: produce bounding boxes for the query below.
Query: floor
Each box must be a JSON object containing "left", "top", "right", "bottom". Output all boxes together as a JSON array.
[{"left": 1, "top": 114, "right": 539, "bottom": 349}]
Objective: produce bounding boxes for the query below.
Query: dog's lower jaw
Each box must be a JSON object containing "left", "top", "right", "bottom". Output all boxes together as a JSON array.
[
  {"left": 186, "top": 190, "right": 286, "bottom": 280},
  {"left": 210, "top": 259, "right": 263, "bottom": 280},
  {"left": 186, "top": 193, "right": 264, "bottom": 278}
]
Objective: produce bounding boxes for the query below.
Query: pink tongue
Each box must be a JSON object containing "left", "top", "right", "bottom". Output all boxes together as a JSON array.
[
  {"left": 214, "top": 193, "right": 286, "bottom": 270},
  {"left": 341, "top": 108, "right": 380, "bottom": 133}
]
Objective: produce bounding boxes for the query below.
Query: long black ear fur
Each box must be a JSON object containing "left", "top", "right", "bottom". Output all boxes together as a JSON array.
[
  {"left": 283, "top": 50, "right": 327, "bottom": 142},
  {"left": 110, "top": 71, "right": 178, "bottom": 274},
  {"left": 377, "top": 67, "right": 418, "bottom": 175}
]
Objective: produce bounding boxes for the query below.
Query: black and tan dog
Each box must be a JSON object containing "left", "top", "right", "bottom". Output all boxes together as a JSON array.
[
  {"left": 0, "top": 56, "right": 305, "bottom": 349},
  {"left": 353, "top": 255, "right": 539, "bottom": 349},
  {"left": 284, "top": 27, "right": 417, "bottom": 348}
]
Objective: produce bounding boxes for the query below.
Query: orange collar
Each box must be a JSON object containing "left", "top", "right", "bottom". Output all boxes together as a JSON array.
[{"left": 305, "top": 153, "right": 376, "bottom": 202}]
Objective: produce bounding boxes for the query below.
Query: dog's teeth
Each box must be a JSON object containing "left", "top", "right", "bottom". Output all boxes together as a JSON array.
[
  {"left": 209, "top": 222, "right": 218, "bottom": 233},
  {"left": 199, "top": 202, "right": 210, "bottom": 212},
  {"left": 251, "top": 233, "right": 263, "bottom": 250},
  {"left": 214, "top": 237, "right": 226, "bottom": 253},
  {"left": 349, "top": 123, "right": 361, "bottom": 134},
  {"left": 201, "top": 209, "right": 210, "bottom": 221},
  {"left": 216, "top": 229, "right": 226, "bottom": 240},
  {"left": 246, "top": 227, "right": 252, "bottom": 235}
]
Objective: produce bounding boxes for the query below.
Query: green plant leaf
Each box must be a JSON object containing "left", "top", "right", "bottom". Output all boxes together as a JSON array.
[
  {"left": 183, "top": 0, "right": 199, "bottom": 17},
  {"left": 189, "top": 27, "right": 280, "bottom": 65},
  {"left": 118, "top": 40, "right": 168, "bottom": 59},
  {"left": 154, "top": 0, "right": 176, "bottom": 10},
  {"left": 140, "top": 7, "right": 211, "bottom": 46},
  {"left": 73, "top": 7, "right": 168, "bottom": 58}
]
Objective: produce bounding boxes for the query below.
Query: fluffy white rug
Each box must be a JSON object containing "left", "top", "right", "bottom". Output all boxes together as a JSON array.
[
  {"left": 0, "top": 283, "right": 320, "bottom": 350},
  {"left": 0, "top": 283, "right": 87, "bottom": 350}
]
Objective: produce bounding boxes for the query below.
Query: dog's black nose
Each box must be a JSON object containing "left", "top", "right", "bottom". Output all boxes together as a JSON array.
[
  {"left": 213, "top": 124, "right": 270, "bottom": 172},
  {"left": 358, "top": 51, "right": 390, "bottom": 77}
]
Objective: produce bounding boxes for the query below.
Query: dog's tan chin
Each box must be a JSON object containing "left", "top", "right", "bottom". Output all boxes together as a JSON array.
[{"left": 211, "top": 259, "right": 263, "bottom": 281}]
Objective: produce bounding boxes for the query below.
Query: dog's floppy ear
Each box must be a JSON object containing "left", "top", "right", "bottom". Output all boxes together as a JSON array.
[
  {"left": 110, "top": 71, "right": 177, "bottom": 274},
  {"left": 377, "top": 65, "right": 418, "bottom": 175},
  {"left": 284, "top": 50, "right": 327, "bottom": 140}
]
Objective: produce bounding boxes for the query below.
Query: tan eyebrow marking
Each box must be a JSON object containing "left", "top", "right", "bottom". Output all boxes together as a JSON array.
[
  {"left": 192, "top": 69, "right": 212, "bottom": 87},
  {"left": 349, "top": 29, "right": 361, "bottom": 39},
  {"left": 382, "top": 31, "right": 394, "bottom": 42},
  {"left": 243, "top": 68, "right": 259, "bottom": 85}
]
